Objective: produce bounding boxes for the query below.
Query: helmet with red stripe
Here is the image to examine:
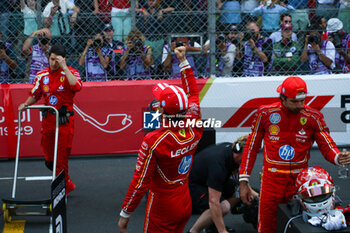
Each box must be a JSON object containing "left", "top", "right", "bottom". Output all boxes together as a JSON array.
[
  {"left": 295, "top": 166, "right": 335, "bottom": 214},
  {"left": 152, "top": 83, "right": 188, "bottom": 115}
]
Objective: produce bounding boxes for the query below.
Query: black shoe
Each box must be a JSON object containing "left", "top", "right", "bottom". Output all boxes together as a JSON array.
[{"left": 45, "top": 161, "right": 53, "bottom": 171}]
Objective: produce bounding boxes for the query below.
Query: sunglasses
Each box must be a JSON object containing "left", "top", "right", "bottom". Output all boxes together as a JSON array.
[{"left": 284, "top": 20, "right": 292, "bottom": 23}]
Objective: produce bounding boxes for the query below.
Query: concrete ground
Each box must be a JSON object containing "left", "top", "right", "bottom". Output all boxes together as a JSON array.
[{"left": 0, "top": 148, "right": 349, "bottom": 233}]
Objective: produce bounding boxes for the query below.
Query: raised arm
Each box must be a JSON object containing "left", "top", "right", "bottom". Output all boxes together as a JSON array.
[
  {"left": 175, "top": 46, "right": 199, "bottom": 104},
  {"left": 70, "top": 5, "right": 80, "bottom": 23},
  {"left": 56, "top": 56, "right": 81, "bottom": 91},
  {"left": 22, "top": 29, "right": 50, "bottom": 55}
]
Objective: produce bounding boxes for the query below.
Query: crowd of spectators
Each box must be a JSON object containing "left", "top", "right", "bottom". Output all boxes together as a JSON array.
[{"left": 0, "top": 0, "right": 349, "bottom": 83}]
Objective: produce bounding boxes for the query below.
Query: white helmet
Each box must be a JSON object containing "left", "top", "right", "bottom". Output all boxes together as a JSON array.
[{"left": 295, "top": 166, "right": 335, "bottom": 214}]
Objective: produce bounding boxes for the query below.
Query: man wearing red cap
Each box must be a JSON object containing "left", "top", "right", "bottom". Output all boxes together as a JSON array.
[
  {"left": 239, "top": 76, "right": 350, "bottom": 233},
  {"left": 118, "top": 46, "right": 203, "bottom": 233}
]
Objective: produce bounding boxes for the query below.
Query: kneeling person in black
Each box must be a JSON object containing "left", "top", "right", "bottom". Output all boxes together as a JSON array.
[{"left": 188, "top": 135, "right": 258, "bottom": 233}]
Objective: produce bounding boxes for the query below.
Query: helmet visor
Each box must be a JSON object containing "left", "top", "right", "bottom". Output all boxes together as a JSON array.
[
  {"left": 302, "top": 192, "right": 333, "bottom": 203},
  {"left": 298, "top": 185, "right": 334, "bottom": 201}
]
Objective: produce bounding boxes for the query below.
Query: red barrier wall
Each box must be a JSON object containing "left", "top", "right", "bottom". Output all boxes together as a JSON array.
[{"left": 0, "top": 80, "right": 208, "bottom": 158}]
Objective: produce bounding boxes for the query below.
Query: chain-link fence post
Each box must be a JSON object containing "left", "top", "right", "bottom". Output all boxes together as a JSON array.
[
  {"left": 208, "top": 0, "right": 216, "bottom": 78},
  {"left": 131, "top": 0, "right": 136, "bottom": 30},
  {"left": 36, "top": 0, "right": 42, "bottom": 29}
]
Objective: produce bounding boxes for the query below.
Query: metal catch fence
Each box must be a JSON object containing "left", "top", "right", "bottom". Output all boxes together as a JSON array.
[{"left": 0, "top": 0, "right": 349, "bottom": 82}]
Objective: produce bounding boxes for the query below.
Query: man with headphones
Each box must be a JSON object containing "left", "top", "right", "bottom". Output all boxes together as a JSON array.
[{"left": 187, "top": 135, "right": 259, "bottom": 233}]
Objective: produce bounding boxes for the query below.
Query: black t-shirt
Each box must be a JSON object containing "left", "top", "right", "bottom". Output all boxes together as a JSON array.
[{"left": 189, "top": 143, "right": 239, "bottom": 192}]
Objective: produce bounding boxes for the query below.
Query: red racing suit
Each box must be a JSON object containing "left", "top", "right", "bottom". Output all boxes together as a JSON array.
[
  {"left": 239, "top": 102, "right": 340, "bottom": 233},
  {"left": 30, "top": 67, "right": 82, "bottom": 183},
  {"left": 121, "top": 61, "right": 203, "bottom": 233}
]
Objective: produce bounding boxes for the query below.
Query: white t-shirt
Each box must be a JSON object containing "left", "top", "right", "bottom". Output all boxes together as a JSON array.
[
  {"left": 241, "top": 0, "right": 259, "bottom": 12},
  {"left": 203, "top": 40, "right": 236, "bottom": 77},
  {"left": 21, "top": 5, "right": 38, "bottom": 36},
  {"left": 324, "top": 40, "right": 336, "bottom": 70},
  {"left": 68, "top": 0, "right": 75, "bottom": 14},
  {"left": 269, "top": 30, "right": 298, "bottom": 43},
  {"left": 317, "top": 0, "right": 334, "bottom": 4},
  {"left": 221, "top": 43, "right": 236, "bottom": 77},
  {"left": 43, "top": 0, "right": 75, "bottom": 36}
]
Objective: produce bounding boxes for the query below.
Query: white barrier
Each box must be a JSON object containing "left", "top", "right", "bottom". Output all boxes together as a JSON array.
[{"left": 200, "top": 74, "right": 350, "bottom": 146}]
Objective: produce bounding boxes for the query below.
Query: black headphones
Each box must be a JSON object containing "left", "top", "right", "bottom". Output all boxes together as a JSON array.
[{"left": 232, "top": 141, "right": 243, "bottom": 154}]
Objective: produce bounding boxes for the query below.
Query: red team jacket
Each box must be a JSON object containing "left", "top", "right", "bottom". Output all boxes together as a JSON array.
[
  {"left": 30, "top": 67, "right": 82, "bottom": 132},
  {"left": 239, "top": 102, "right": 340, "bottom": 181},
  {"left": 121, "top": 63, "right": 203, "bottom": 215}
]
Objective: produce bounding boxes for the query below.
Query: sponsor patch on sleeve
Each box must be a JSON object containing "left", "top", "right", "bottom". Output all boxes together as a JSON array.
[{"left": 141, "top": 141, "right": 148, "bottom": 151}]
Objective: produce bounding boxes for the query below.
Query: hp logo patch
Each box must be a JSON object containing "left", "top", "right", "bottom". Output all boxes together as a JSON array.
[
  {"left": 143, "top": 111, "right": 161, "bottom": 129},
  {"left": 269, "top": 113, "right": 281, "bottom": 124},
  {"left": 49, "top": 95, "right": 58, "bottom": 105},
  {"left": 279, "top": 145, "right": 295, "bottom": 160},
  {"left": 43, "top": 76, "right": 49, "bottom": 84},
  {"left": 178, "top": 155, "right": 192, "bottom": 174}
]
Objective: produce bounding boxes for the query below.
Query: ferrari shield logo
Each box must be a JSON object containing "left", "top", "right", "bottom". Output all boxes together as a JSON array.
[
  {"left": 60, "top": 76, "right": 65, "bottom": 82},
  {"left": 300, "top": 117, "right": 307, "bottom": 125},
  {"left": 179, "top": 129, "right": 186, "bottom": 137}
]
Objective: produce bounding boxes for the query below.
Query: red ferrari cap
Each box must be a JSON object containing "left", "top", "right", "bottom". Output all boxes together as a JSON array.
[
  {"left": 277, "top": 76, "right": 307, "bottom": 99},
  {"left": 152, "top": 83, "right": 188, "bottom": 115}
]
